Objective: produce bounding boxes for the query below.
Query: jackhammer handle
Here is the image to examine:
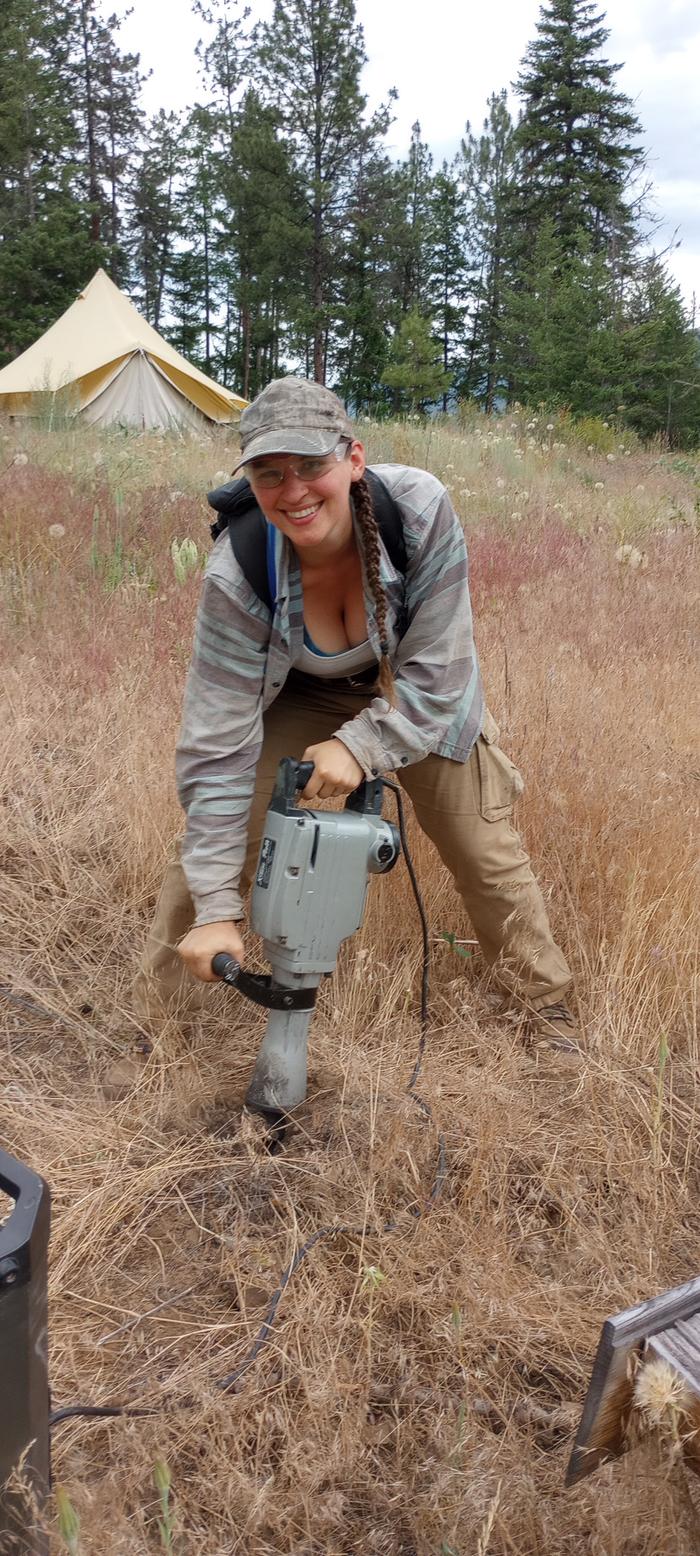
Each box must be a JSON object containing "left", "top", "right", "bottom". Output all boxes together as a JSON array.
[{"left": 211, "top": 953, "right": 241, "bottom": 986}]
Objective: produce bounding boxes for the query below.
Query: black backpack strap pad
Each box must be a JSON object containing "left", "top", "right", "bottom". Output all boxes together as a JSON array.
[
  {"left": 207, "top": 476, "right": 271, "bottom": 607},
  {"left": 364, "top": 469, "right": 407, "bottom": 575}
]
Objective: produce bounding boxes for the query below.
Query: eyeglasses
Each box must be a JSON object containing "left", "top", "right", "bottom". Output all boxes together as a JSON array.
[{"left": 243, "top": 442, "right": 348, "bottom": 490}]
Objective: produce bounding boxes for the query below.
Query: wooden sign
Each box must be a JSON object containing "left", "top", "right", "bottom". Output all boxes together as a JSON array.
[{"left": 566, "top": 1275, "right": 700, "bottom": 1486}]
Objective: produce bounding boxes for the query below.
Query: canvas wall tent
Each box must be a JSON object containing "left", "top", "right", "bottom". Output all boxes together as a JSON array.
[{"left": 0, "top": 269, "right": 247, "bottom": 430}]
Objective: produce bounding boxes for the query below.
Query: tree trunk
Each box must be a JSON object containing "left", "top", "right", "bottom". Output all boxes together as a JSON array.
[{"left": 79, "top": 2, "right": 101, "bottom": 244}]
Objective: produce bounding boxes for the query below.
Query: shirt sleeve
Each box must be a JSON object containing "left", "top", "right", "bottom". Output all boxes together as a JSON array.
[
  {"left": 175, "top": 571, "right": 268, "bottom": 925},
  {"left": 333, "top": 483, "right": 479, "bottom": 774}
]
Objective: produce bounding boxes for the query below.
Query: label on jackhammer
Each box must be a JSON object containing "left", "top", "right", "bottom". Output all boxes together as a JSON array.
[{"left": 256, "top": 836, "right": 276, "bottom": 888}]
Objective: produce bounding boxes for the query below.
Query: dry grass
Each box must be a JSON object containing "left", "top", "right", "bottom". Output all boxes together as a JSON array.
[{"left": 1, "top": 412, "right": 699, "bottom": 1554}]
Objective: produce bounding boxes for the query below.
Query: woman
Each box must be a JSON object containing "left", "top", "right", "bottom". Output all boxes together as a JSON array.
[{"left": 138, "top": 378, "right": 581, "bottom": 1057}]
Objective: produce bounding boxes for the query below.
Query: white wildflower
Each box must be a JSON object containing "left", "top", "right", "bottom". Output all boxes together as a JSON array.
[
  {"left": 546, "top": 422, "right": 555, "bottom": 431},
  {"left": 48, "top": 523, "right": 65, "bottom": 539},
  {"left": 496, "top": 477, "right": 505, "bottom": 489},
  {"left": 212, "top": 470, "right": 229, "bottom": 484},
  {"left": 606, "top": 453, "right": 616, "bottom": 463},
  {"left": 169, "top": 489, "right": 185, "bottom": 502},
  {"left": 13, "top": 451, "right": 28, "bottom": 466},
  {"left": 510, "top": 511, "right": 523, "bottom": 522},
  {"left": 615, "top": 543, "right": 648, "bottom": 570},
  {"left": 594, "top": 481, "right": 605, "bottom": 491}
]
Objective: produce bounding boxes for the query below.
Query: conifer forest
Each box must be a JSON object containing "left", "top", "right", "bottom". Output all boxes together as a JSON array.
[{"left": 1, "top": 0, "right": 699, "bottom": 442}]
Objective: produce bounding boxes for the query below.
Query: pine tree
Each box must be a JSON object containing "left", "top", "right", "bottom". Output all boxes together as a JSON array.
[
  {"left": 501, "top": 221, "right": 620, "bottom": 412},
  {"left": 164, "top": 104, "right": 224, "bottom": 374},
  {"left": 381, "top": 308, "right": 451, "bottom": 413},
  {"left": 192, "top": 2, "right": 308, "bottom": 391},
  {"left": 223, "top": 91, "right": 308, "bottom": 395},
  {"left": 334, "top": 149, "right": 405, "bottom": 412},
  {"left": 428, "top": 159, "right": 471, "bottom": 410},
  {"left": 257, "top": 0, "right": 394, "bottom": 383},
  {"left": 70, "top": 1, "right": 145, "bottom": 273},
  {"left": 391, "top": 122, "right": 435, "bottom": 319},
  {"left": 513, "top": 0, "right": 644, "bottom": 261},
  {"left": 127, "top": 111, "right": 181, "bottom": 328},
  {"left": 92, "top": 17, "right": 145, "bottom": 279},
  {"left": 459, "top": 90, "right": 519, "bottom": 411},
  {"left": 620, "top": 260, "right": 700, "bottom": 444},
  {"left": 0, "top": 0, "right": 101, "bottom": 362}
]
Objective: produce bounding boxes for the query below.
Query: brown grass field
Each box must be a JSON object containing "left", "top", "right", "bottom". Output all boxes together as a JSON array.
[{"left": 1, "top": 409, "right": 698, "bottom": 1554}]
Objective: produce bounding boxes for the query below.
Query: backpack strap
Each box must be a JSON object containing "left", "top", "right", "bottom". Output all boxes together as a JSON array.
[
  {"left": 364, "top": 468, "right": 407, "bottom": 577},
  {"left": 207, "top": 466, "right": 407, "bottom": 612},
  {"left": 208, "top": 476, "right": 270, "bottom": 606}
]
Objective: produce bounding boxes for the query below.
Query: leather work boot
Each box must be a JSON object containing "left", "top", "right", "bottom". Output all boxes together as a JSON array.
[{"left": 531, "top": 1001, "right": 585, "bottom": 1060}]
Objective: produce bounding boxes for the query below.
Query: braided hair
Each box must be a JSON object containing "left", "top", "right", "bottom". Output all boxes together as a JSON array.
[{"left": 352, "top": 475, "right": 396, "bottom": 705}]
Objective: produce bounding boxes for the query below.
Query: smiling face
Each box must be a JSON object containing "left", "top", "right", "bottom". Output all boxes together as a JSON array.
[{"left": 247, "top": 440, "right": 367, "bottom": 556}]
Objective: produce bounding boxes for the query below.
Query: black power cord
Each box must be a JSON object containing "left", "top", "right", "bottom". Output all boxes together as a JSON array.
[{"left": 17, "top": 782, "right": 445, "bottom": 1432}]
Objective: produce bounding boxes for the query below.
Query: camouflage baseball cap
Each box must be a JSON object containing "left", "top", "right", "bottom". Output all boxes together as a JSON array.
[{"left": 234, "top": 378, "right": 355, "bottom": 468}]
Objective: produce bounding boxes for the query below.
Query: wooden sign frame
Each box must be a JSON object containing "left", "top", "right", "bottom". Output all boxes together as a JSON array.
[{"left": 566, "top": 1275, "right": 700, "bottom": 1486}]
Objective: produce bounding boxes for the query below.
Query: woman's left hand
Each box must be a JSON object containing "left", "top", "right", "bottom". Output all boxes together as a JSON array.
[{"left": 301, "top": 738, "right": 365, "bottom": 799}]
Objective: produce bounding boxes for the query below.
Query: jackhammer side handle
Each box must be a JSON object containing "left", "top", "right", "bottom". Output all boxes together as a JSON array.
[
  {"left": 211, "top": 955, "right": 317, "bottom": 1011},
  {"left": 211, "top": 952, "right": 241, "bottom": 988}
]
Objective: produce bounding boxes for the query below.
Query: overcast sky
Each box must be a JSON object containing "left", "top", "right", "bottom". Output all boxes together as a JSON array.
[{"left": 121, "top": 0, "right": 699, "bottom": 310}]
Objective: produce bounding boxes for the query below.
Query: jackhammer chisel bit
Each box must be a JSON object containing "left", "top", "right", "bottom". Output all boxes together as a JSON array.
[{"left": 212, "top": 757, "right": 400, "bottom": 1120}]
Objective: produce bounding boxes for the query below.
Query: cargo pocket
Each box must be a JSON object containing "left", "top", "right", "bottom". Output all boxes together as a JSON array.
[{"left": 475, "top": 715, "right": 525, "bottom": 822}]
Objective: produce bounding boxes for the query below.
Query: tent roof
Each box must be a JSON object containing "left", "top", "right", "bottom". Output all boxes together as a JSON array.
[{"left": 0, "top": 269, "right": 246, "bottom": 422}]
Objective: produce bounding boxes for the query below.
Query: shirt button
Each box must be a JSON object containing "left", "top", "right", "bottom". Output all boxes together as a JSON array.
[
  {"left": 272, "top": 680, "right": 281, "bottom": 688},
  {"left": 371, "top": 768, "right": 378, "bottom": 777},
  {"left": 400, "top": 756, "right": 408, "bottom": 764}
]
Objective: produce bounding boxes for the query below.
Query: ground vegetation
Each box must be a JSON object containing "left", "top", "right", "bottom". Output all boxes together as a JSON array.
[{"left": 1, "top": 412, "right": 698, "bottom": 1551}]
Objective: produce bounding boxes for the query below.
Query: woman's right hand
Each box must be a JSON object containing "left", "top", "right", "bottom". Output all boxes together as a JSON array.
[{"left": 177, "top": 920, "right": 245, "bottom": 982}]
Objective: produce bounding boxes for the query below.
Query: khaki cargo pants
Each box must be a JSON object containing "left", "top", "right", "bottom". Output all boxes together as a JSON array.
[{"left": 135, "top": 678, "right": 571, "bottom": 1021}]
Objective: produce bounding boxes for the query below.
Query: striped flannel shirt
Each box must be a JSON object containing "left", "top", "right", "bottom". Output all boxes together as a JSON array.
[{"left": 176, "top": 463, "right": 484, "bottom": 925}]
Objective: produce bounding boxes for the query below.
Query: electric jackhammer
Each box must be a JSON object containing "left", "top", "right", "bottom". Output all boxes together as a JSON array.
[{"left": 212, "top": 757, "right": 400, "bottom": 1119}]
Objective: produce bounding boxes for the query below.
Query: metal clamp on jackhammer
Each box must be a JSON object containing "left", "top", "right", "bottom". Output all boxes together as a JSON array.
[{"left": 212, "top": 757, "right": 400, "bottom": 1120}]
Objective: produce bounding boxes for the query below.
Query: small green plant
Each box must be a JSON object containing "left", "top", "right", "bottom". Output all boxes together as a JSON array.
[
  {"left": 442, "top": 931, "right": 473, "bottom": 962},
  {"left": 171, "top": 537, "right": 200, "bottom": 585},
  {"left": 361, "top": 1265, "right": 385, "bottom": 1378},
  {"left": 570, "top": 415, "right": 618, "bottom": 454},
  {"left": 56, "top": 1487, "right": 81, "bottom": 1554},
  {"left": 154, "top": 1457, "right": 177, "bottom": 1553},
  {"left": 361, "top": 1264, "right": 385, "bottom": 1292},
  {"left": 90, "top": 504, "right": 128, "bottom": 591}
]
